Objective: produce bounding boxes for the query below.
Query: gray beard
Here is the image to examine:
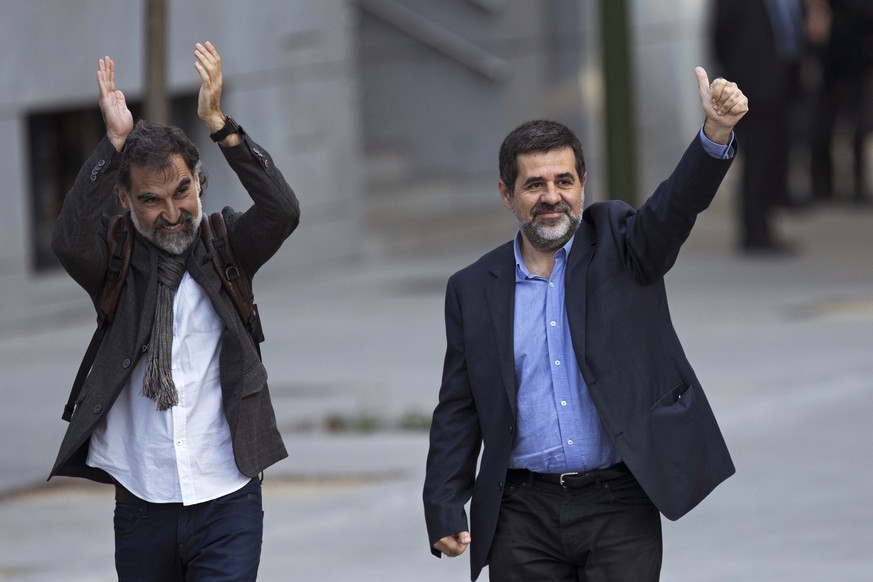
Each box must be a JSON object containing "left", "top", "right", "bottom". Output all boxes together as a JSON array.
[
  {"left": 518, "top": 209, "right": 581, "bottom": 253},
  {"left": 130, "top": 207, "right": 202, "bottom": 256}
]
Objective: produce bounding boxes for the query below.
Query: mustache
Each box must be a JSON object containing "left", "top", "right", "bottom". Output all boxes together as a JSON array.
[
  {"left": 153, "top": 210, "right": 195, "bottom": 230},
  {"left": 531, "top": 201, "right": 571, "bottom": 217}
]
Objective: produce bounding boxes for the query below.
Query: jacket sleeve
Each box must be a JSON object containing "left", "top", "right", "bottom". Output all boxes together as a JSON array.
[
  {"left": 51, "top": 136, "right": 122, "bottom": 298},
  {"left": 617, "top": 132, "right": 735, "bottom": 284},
  {"left": 217, "top": 130, "right": 301, "bottom": 277},
  {"left": 423, "top": 275, "right": 483, "bottom": 556}
]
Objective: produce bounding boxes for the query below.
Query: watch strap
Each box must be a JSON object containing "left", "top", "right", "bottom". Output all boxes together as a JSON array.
[{"left": 209, "top": 116, "right": 241, "bottom": 142}]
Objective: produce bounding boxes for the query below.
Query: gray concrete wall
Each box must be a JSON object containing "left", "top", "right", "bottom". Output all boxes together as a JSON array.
[
  {"left": 632, "top": 0, "right": 713, "bottom": 196},
  {"left": 0, "top": 0, "right": 718, "bottom": 328},
  {"left": 0, "top": 0, "right": 362, "bottom": 329}
]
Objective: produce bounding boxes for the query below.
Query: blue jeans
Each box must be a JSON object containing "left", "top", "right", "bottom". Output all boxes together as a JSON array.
[{"left": 113, "top": 478, "right": 264, "bottom": 582}]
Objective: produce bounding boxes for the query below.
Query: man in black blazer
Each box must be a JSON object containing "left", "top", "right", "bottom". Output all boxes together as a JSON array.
[
  {"left": 713, "top": 0, "right": 804, "bottom": 252},
  {"left": 423, "top": 67, "right": 747, "bottom": 581}
]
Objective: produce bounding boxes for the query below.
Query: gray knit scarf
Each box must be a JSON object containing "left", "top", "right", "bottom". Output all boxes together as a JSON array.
[{"left": 142, "top": 251, "right": 188, "bottom": 411}]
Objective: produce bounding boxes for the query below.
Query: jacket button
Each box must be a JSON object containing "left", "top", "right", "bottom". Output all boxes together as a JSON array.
[
  {"left": 122, "top": 358, "right": 131, "bottom": 368},
  {"left": 498, "top": 481, "right": 504, "bottom": 490},
  {"left": 93, "top": 404, "right": 103, "bottom": 414}
]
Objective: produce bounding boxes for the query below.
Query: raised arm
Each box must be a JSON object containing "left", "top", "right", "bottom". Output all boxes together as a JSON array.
[
  {"left": 194, "top": 41, "right": 242, "bottom": 148},
  {"left": 97, "top": 56, "right": 134, "bottom": 151}
]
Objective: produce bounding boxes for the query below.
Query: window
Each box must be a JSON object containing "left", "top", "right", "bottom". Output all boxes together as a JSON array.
[{"left": 28, "top": 96, "right": 198, "bottom": 272}]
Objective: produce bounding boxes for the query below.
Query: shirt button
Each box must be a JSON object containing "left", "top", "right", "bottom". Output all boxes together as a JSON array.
[
  {"left": 561, "top": 400, "right": 567, "bottom": 406},
  {"left": 567, "top": 440, "right": 573, "bottom": 445},
  {"left": 550, "top": 321, "right": 557, "bottom": 327},
  {"left": 555, "top": 360, "right": 561, "bottom": 366},
  {"left": 549, "top": 282, "right": 555, "bottom": 288}
]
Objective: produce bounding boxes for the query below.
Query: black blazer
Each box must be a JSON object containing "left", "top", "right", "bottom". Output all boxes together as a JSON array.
[{"left": 424, "top": 134, "right": 736, "bottom": 581}]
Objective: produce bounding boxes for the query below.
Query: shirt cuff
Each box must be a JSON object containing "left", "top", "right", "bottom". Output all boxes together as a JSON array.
[{"left": 699, "top": 127, "right": 735, "bottom": 159}]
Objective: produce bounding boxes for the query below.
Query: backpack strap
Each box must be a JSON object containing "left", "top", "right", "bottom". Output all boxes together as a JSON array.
[
  {"left": 200, "top": 212, "right": 265, "bottom": 356},
  {"left": 62, "top": 213, "right": 134, "bottom": 422}
]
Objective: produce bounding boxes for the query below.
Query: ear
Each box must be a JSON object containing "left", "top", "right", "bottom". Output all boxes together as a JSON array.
[
  {"left": 498, "top": 180, "right": 513, "bottom": 211},
  {"left": 115, "top": 186, "right": 129, "bottom": 211},
  {"left": 581, "top": 172, "right": 588, "bottom": 188}
]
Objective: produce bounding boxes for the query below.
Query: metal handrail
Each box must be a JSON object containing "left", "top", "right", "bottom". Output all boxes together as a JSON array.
[{"left": 356, "top": 0, "right": 510, "bottom": 82}]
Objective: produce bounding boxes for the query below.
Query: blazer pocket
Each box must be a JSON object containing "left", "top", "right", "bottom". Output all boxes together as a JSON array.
[
  {"left": 241, "top": 362, "right": 268, "bottom": 398},
  {"left": 648, "top": 382, "right": 692, "bottom": 412}
]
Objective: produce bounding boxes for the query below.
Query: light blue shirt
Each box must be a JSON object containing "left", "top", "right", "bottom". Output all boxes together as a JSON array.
[
  {"left": 507, "top": 128, "right": 734, "bottom": 473},
  {"left": 508, "top": 235, "right": 621, "bottom": 473}
]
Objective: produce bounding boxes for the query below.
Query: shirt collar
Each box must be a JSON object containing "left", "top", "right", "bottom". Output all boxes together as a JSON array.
[{"left": 513, "top": 232, "right": 575, "bottom": 281}]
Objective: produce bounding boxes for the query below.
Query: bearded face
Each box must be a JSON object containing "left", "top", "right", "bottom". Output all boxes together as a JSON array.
[
  {"left": 500, "top": 147, "right": 585, "bottom": 253},
  {"left": 131, "top": 207, "right": 202, "bottom": 255},
  {"left": 118, "top": 154, "right": 203, "bottom": 256},
  {"left": 518, "top": 200, "right": 582, "bottom": 253}
]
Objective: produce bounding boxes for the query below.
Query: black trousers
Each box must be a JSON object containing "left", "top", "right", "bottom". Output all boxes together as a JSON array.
[
  {"left": 733, "top": 108, "right": 789, "bottom": 247},
  {"left": 489, "top": 468, "right": 662, "bottom": 582}
]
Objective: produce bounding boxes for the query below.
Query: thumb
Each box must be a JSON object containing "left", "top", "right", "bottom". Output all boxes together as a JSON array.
[{"left": 695, "top": 66, "right": 710, "bottom": 96}]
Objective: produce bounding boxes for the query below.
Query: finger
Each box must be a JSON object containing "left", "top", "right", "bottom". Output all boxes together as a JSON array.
[
  {"left": 721, "top": 91, "right": 749, "bottom": 116},
  {"left": 714, "top": 81, "right": 740, "bottom": 113},
  {"left": 194, "top": 60, "right": 209, "bottom": 83},
  {"left": 107, "top": 57, "right": 115, "bottom": 91},
  {"left": 97, "top": 57, "right": 112, "bottom": 97},
  {"left": 710, "top": 78, "right": 727, "bottom": 104},
  {"left": 195, "top": 43, "right": 218, "bottom": 68},
  {"left": 695, "top": 66, "right": 710, "bottom": 99},
  {"left": 203, "top": 40, "right": 221, "bottom": 62}
]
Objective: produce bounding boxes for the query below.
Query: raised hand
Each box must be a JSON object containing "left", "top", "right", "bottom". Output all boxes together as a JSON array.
[
  {"left": 194, "top": 41, "right": 226, "bottom": 133},
  {"left": 695, "top": 66, "right": 749, "bottom": 145},
  {"left": 97, "top": 57, "right": 134, "bottom": 151}
]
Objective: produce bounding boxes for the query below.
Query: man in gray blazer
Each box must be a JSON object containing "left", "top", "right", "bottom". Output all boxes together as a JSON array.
[
  {"left": 424, "top": 67, "right": 748, "bottom": 581},
  {"left": 50, "top": 42, "right": 299, "bottom": 581}
]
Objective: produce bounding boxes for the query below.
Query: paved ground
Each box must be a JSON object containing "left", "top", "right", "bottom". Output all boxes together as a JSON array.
[{"left": 2, "top": 182, "right": 873, "bottom": 581}]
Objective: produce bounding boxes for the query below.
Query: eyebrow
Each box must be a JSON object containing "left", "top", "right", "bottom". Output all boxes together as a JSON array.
[
  {"left": 521, "top": 172, "right": 576, "bottom": 188},
  {"left": 135, "top": 177, "right": 193, "bottom": 201}
]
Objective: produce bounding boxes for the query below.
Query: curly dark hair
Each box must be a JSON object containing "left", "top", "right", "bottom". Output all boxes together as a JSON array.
[
  {"left": 116, "top": 120, "right": 207, "bottom": 193},
  {"left": 498, "top": 120, "right": 585, "bottom": 196}
]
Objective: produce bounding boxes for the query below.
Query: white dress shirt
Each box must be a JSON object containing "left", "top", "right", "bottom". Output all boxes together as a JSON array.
[{"left": 87, "top": 272, "right": 250, "bottom": 505}]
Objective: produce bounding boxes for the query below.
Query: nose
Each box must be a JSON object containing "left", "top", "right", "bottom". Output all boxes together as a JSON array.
[
  {"left": 161, "top": 200, "right": 182, "bottom": 224},
  {"left": 162, "top": 200, "right": 181, "bottom": 225},
  {"left": 540, "top": 182, "right": 561, "bottom": 204}
]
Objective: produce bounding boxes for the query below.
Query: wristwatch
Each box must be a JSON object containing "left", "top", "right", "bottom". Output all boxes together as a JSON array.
[{"left": 209, "top": 116, "right": 241, "bottom": 142}]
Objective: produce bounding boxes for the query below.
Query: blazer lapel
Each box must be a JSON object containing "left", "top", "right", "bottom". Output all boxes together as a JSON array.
[
  {"left": 565, "top": 223, "right": 597, "bottom": 371},
  {"left": 486, "top": 245, "right": 518, "bottom": 419}
]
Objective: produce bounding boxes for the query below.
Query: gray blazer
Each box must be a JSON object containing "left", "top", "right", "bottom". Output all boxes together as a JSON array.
[{"left": 50, "top": 130, "right": 300, "bottom": 483}]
